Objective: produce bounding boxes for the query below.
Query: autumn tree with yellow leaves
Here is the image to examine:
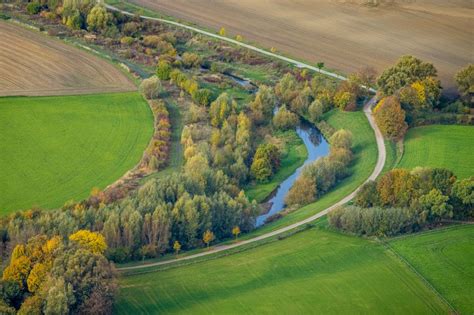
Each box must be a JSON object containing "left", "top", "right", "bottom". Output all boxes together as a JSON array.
[{"left": 1, "top": 231, "right": 115, "bottom": 314}]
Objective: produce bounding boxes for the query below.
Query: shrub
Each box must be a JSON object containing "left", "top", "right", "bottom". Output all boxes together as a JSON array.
[
  {"left": 272, "top": 106, "right": 299, "bottom": 130},
  {"left": 333, "top": 91, "right": 353, "bottom": 110},
  {"left": 308, "top": 100, "right": 325, "bottom": 122},
  {"left": 143, "top": 35, "right": 161, "bottom": 47},
  {"left": 329, "top": 129, "right": 352, "bottom": 150},
  {"left": 192, "top": 88, "right": 212, "bottom": 106},
  {"left": 156, "top": 60, "right": 172, "bottom": 80},
  {"left": 63, "top": 9, "right": 83, "bottom": 30},
  {"left": 26, "top": 2, "right": 41, "bottom": 15},
  {"left": 139, "top": 76, "right": 162, "bottom": 100},
  {"left": 122, "top": 22, "right": 140, "bottom": 36},
  {"left": 285, "top": 175, "right": 316, "bottom": 206},
  {"left": 182, "top": 52, "right": 201, "bottom": 68},
  {"left": 120, "top": 36, "right": 134, "bottom": 46}
]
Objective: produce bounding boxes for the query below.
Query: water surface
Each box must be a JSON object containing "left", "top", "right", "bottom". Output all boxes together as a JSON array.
[{"left": 256, "top": 121, "right": 329, "bottom": 226}]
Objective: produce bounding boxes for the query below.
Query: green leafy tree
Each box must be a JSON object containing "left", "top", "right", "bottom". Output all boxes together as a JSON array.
[
  {"left": 377, "top": 55, "right": 437, "bottom": 95},
  {"left": 354, "top": 181, "right": 379, "bottom": 208},
  {"left": 232, "top": 226, "right": 241, "bottom": 239},
  {"left": 192, "top": 88, "right": 212, "bottom": 106},
  {"left": 419, "top": 189, "right": 453, "bottom": 220},
  {"left": 250, "top": 86, "right": 276, "bottom": 124},
  {"left": 156, "top": 60, "right": 172, "bottom": 81},
  {"left": 333, "top": 91, "right": 353, "bottom": 110},
  {"left": 455, "top": 64, "right": 474, "bottom": 104},
  {"left": 44, "top": 277, "right": 71, "bottom": 315},
  {"left": 250, "top": 157, "right": 272, "bottom": 182},
  {"left": 173, "top": 241, "right": 181, "bottom": 256},
  {"left": 26, "top": 2, "right": 41, "bottom": 14},
  {"left": 202, "top": 230, "right": 215, "bottom": 248},
  {"left": 86, "top": 5, "right": 110, "bottom": 32}
]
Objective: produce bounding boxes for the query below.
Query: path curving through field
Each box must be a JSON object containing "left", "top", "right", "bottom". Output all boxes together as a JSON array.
[{"left": 106, "top": 5, "right": 385, "bottom": 271}]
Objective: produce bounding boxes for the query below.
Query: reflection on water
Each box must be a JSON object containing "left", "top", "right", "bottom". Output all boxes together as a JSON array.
[{"left": 256, "top": 121, "right": 329, "bottom": 226}]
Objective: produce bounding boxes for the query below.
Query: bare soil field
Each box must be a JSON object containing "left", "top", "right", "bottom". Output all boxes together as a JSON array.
[
  {"left": 130, "top": 0, "right": 474, "bottom": 94},
  {"left": 0, "top": 21, "right": 136, "bottom": 96}
]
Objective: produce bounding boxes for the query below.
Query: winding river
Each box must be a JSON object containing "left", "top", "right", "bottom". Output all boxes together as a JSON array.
[{"left": 256, "top": 121, "right": 329, "bottom": 226}]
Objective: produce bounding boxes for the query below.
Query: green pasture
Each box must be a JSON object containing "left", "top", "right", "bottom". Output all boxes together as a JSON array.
[
  {"left": 398, "top": 125, "right": 474, "bottom": 178},
  {"left": 116, "top": 226, "right": 450, "bottom": 314},
  {"left": 390, "top": 224, "right": 474, "bottom": 314},
  {"left": 0, "top": 92, "right": 153, "bottom": 213}
]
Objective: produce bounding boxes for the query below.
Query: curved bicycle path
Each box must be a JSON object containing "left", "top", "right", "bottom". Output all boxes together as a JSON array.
[{"left": 106, "top": 4, "right": 385, "bottom": 271}]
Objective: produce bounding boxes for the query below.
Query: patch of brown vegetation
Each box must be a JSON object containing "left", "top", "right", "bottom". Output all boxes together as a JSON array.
[
  {"left": 0, "top": 21, "right": 136, "bottom": 96},
  {"left": 131, "top": 0, "right": 473, "bottom": 93}
]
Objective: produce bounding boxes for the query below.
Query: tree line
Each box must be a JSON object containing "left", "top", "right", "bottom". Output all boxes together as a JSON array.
[
  {"left": 329, "top": 168, "right": 473, "bottom": 236},
  {"left": 374, "top": 56, "right": 473, "bottom": 141}
]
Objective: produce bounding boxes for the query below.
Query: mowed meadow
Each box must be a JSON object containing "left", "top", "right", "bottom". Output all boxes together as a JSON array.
[
  {"left": 398, "top": 125, "right": 474, "bottom": 178},
  {"left": 116, "top": 224, "right": 452, "bottom": 314},
  {"left": 0, "top": 92, "right": 153, "bottom": 212},
  {"left": 390, "top": 225, "right": 474, "bottom": 314}
]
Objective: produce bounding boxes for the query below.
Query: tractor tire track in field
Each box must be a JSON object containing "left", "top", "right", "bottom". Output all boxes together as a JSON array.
[
  {"left": 105, "top": 5, "right": 385, "bottom": 271},
  {"left": 0, "top": 21, "right": 136, "bottom": 96}
]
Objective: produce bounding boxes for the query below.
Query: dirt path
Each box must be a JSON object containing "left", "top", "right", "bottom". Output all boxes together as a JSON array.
[{"left": 107, "top": 4, "right": 386, "bottom": 271}]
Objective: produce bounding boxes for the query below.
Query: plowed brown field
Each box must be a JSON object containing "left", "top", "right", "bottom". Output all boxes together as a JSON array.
[
  {"left": 0, "top": 21, "right": 136, "bottom": 96},
  {"left": 130, "top": 0, "right": 474, "bottom": 93}
]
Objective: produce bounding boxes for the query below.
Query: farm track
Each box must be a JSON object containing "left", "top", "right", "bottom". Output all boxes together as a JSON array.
[
  {"left": 0, "top": 21, "right": 136, "bottom": 96},
  {"left": 108, "top": 4, "right": 386, "bottom": 271}
]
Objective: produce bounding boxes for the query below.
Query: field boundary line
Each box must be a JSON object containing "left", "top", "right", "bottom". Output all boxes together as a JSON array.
[
  {"left": 106, "top": 4, "right": 385, "bottom": 272},
  {"left": 380, "top": 239, "right": 458, "bottom": 314}
]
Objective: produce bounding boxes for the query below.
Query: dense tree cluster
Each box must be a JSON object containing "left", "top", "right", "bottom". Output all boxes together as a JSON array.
[
  {"left": 377, "top": 55, "right": 439, "bottom": 97},
  {"left": 250, "top": 144, "right": 281, "bottom": 182},
  {"left": 375, "top": 56, "right": 472, "bottom": 129},
  {"left": 143, "top": 100, "right": 171, "bottom": 171},
  {"left": 329, "top": 168, "right": 473, "bottom": 236},
  {"left": 285, "top": 129, "right": 353, "bottom": 206},
  {"left": 373, "top": 96, "right": 408, "bottom": 140},
  {"left": 0, "top": 231, "right": 116, "bottom": 314}
]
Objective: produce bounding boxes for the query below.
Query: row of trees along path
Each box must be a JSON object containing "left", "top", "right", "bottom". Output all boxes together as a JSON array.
[{"left": 105, "top": 4, "right": 386, "bottom": 271}]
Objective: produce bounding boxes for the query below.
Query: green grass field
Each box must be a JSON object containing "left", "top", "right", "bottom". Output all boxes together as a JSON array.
[
  {"left": 245, "top": 130, "right": 307, "bottom": 202},
  {"left": 116, "top": 225, "right": 450, "bottom": 314},
  {"left": 390, "top": 225, "right": 474, "bottom": 314},
  {"left": 398, "top": 125, "right": 474, "bottom": 178},
  {"left": 0, "top": 92, "right": 153, "bottom": 213}
]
